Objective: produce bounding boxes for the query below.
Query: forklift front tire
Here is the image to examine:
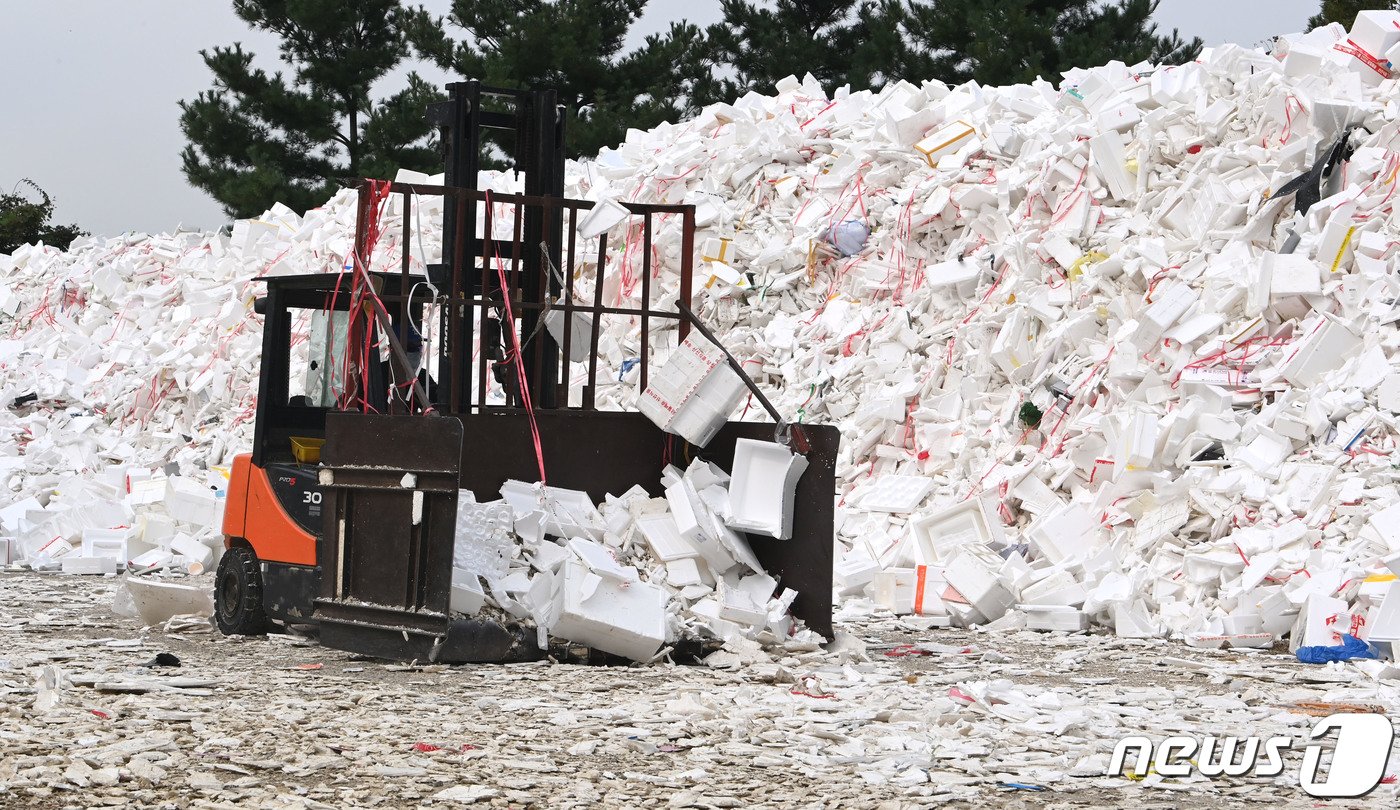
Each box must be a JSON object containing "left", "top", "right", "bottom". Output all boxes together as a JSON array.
[{"left": 215, "top": 545, "right": 270, "bottom": 636}]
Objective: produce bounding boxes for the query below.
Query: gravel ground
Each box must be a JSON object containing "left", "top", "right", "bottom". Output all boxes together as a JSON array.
[{"left": 2, "top": 571, "right": 1398, "bottom": 809}]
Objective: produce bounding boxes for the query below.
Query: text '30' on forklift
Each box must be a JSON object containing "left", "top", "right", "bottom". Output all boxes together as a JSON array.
[{"left": 215, "top": 82, "right": 840, "bottom": 663}]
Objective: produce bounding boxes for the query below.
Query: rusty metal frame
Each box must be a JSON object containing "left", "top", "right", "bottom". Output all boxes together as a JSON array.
[{"left": 353, "top": 181, "right": 695, "bottom": 417}]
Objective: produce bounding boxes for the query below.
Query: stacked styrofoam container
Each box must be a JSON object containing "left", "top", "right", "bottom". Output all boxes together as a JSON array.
[{"left": 10, "top": 11, "right": 1400, "bottom": 657}]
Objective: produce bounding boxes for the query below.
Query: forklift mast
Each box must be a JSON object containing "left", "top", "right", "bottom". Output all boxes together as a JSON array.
[{"left": 428, "top": 82, "right": 566, "bottom": 410}]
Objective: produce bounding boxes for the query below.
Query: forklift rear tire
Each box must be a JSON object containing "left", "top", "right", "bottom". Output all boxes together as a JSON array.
[{"left": 215, "top": 545, "right": 270, "bottom": 636}]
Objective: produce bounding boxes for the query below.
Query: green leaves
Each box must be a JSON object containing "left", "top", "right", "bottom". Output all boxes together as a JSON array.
[
  {"left": 181, "top": 1, "right": 442, "bottom": 220},
  {"left": 429, "top": 0, "right": 700, "bottom": 160},
  {"left": 0, "top": 180, "right": 86, "bottom": 254},
  {"left": 896, "top": 0, "right": 1202, "bottom": 88},
  {"left": 1308, "top": 0, "right": 1398, "bottom": 31}
]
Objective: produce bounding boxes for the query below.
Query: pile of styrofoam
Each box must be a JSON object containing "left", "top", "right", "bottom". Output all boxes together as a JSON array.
[
  {"left": 10, "top": 13, "right": 1400, "bottom": 654},
  {"left": 452, "top": 450, "right": 813, "bottom": 661}
]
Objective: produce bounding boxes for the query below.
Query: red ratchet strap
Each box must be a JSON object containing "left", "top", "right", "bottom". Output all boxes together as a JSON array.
[{"left": 484, "top": 190, "right": 547, "bottom": 484}]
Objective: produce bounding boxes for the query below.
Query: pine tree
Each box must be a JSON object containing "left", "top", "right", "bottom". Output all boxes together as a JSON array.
[
  {"left": 896, "top": 0, "right": 1201, "bottom": 87},
  {"left": 693, "top": 0, "right": 906, "bottom": 103},
  {"left": 180, "top": 1, "right": 443, "bottom": 220},
  {"left": 1309, "top": 0, "right": 1398, "bottom": 30},
  {"left": 0, "top": 180, "right": 86, "bottom": 254},
  {"left": 411, "top": 0, "right": 705, "bottom": 160}
]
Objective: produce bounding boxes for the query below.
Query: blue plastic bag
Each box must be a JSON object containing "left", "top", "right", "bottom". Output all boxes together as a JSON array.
[
  {"left": 824, "top": 220, "right": 869, "bottom": 257},
  {"left": 1296, "top": 634, "right": 1377, "bottom": 664}
]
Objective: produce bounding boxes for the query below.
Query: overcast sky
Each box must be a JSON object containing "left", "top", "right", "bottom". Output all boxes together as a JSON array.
[{"left": 0, "top": 0, "right": 1318, "bottom": 238}]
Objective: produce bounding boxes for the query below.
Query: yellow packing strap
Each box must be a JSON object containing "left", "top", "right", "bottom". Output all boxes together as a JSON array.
[{"left": 1329, "top": 225, "right": 1357, "bottom": 272}]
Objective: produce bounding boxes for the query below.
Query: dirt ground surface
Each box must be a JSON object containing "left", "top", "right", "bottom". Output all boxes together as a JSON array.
[{"left": 2, "top": 571, "right": 1398, "bottom": 809}]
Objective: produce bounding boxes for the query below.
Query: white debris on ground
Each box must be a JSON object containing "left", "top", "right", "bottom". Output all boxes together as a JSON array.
[
  {"left": 2, "top": 571, "right": 1398, "bottom": 807},
  {"left": 7, "top": 12, "right": 1400, "bottom": 664}
]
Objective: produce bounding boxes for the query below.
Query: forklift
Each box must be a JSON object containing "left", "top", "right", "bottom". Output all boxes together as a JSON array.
[{"left": 214, "top": 82, "right": 840, "bottom": 662}]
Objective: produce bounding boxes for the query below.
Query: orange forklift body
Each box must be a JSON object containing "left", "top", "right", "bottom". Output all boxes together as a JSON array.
[{"left": 222, "top": 453, "right": 316, "bottom": 566}]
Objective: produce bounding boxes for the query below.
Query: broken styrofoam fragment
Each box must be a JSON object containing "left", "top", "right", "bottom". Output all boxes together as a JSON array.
[
  {"left": 635, "top": 514, "right": 700, "bottom": 562},
  {"left": 725, "top": 439, "right": 809, "bottom": 540},
  {"left": 453, "top": 494, "right": 514, "bottom": 582},
  {"left": 1279, "top": 318, "right": 1363, "bottom": 387},
  {"left": 449, "top": 568, "right": 487, "bottom": 615},
  {"left": 575, "top": 198, "right": 631, "bottom": 239},
  {"left": 1021, "top": 605, "right": 1090, "bottom": 632},
  {"left": 858, "top": 475, "right": 933, "bottom": 513},
  {"left": 119, "top": 576, "right": 214, "bottom": 626},
  {"left": 549, "top": 559, "right": 667, "bottom": 661}
]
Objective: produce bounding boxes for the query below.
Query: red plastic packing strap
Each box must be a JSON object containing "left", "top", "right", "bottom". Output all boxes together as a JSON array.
[
  {"left": 485, "top": 190, "right": 547, "bottom": 484},
  {"left": 1334, "top": 40, "right": 1392, "bottom": 78}
]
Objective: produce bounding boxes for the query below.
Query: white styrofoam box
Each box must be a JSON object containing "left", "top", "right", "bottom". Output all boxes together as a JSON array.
[
  {"left": 942, "top": 545, "right": 1012, "bottom": 622},
  {"left": 1266, "top": 253, "right": 1322, "bottom": 297},
  {"left": 450, "top": 568, "right": 487, "bottom": 615},
  {"left": 1279, "top": 318, "right": 1364, "bottom": 388},
  {"left": 81, "top": 527, "right": 130, "bottom": 561},
  {"left": 1095, "top": 102, "right": 1141, "bottom": 133},
  {"left": 668, "top": 364, "right": 747, "bottom": 448},
  {"left": 989, "top": 308, "right": 1037, "bottom": 376},
  {"left": 1022, "top": 605, "right": 1090, "bottom": 632},
  {"left": 1115, "top": 410, "right": 1159, "bottom": 474},
  {"left": 1290, "top": 593, "right": 1351, "bottom": 651},
  {"left": 123, "top": 576, "right": 214, "bottom": 625},
  {"left": 859, "top": 474, "right": 934, "bottom": 513},
  {"left": 640, "top": 333, "right": 746, "bottom": 448},
  {"left": 1349, "top": 10, "right": 1400, "bottom": 57},
  {"left": 0, "top": 538, "right": 12, "bottom": 565},
  {"left": 1012, "top": 475, "right": 1063, "bottom": 515},
  {"left": 1026, "top": 504, "right": 1103, "bottom": 566},
  {"left": 164, "top": 477, "right": 219, "bottom": 528},
  {"left": 635, "top": 514, "right": 699, "bottom": 561},
  {"left": 909, "top": 499, "right": 1004, "bottom": 565},
  {"left": 1234, "top": 431, "right": 1293, "bottom": 475},
  {"left": 61, "top": 556, "right": 118, "bottom": 575},
  {"left": 913, "top": 120, "right": 977, "bottom": 167},
  {"left": 725, "top": 439, "right": 809, "bottom": 540},
  {"left": 129, "top": 549, "right": 174, "bottom": 571},
  {"left": 529, "top": 540, "right": 570, "bottom": 573}
]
